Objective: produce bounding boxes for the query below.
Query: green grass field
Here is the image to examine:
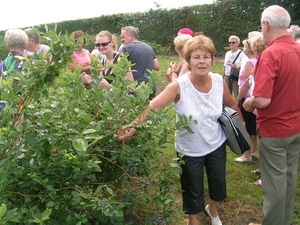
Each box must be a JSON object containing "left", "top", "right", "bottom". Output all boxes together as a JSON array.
[{"left": 152, "top": 55, "right": 300, "bottom": 225}]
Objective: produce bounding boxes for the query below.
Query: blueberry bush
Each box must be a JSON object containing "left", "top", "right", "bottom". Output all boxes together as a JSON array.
[{"left": 0, "top": 28, "right": 189, "bottom": 224}]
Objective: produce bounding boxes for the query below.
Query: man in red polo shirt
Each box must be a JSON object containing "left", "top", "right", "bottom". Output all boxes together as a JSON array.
[{"left": 243, "top": 5, "right": 300, "bottom": 225}]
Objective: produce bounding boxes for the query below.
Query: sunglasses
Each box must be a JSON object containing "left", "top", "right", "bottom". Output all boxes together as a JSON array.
[
  {"left": 95, "top": 41, "right": 111, "bottom": 47},
  {"left": 228, "top": 42, "right": 236, "bottom": 44}
]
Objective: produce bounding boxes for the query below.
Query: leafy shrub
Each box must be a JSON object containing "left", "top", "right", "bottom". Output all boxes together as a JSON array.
[{"left": 0, "top": 28, "right": 184, "bottom": 224}]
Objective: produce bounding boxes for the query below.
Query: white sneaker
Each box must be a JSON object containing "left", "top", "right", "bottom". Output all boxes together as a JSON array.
[{"left": 205, "top": 205, "right": 222, "bottom": 225}]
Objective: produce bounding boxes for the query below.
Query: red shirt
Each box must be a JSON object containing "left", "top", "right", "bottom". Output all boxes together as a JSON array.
[{"left": 254, "top": 35, "right": 300, "bottom": 137}]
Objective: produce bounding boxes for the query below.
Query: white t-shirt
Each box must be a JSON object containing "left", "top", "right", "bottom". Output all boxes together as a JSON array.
[
  {"left": 224, "top": 50, "right": 247, "bottom": 76},
  {"left": 24, "top": 44, "right": 50, "bottom": 57}
]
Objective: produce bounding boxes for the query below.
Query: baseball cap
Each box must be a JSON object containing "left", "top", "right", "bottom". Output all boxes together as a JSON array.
[{"left": 177, "top": 28, "right": 194, "bottom": 36}]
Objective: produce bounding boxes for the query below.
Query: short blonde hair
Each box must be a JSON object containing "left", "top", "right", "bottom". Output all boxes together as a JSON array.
[
  {"left": 242, "top": 32, "right": 262, "bottom": 54},
  {"left": 173, "top": 35, "right": 193, "bottom": 52},
  {"left": 229, "top": 35, "right": 240, "bottom": 45},
  {"left": 183, "top": 35, "right": 216, "bottom": 64},
  {"left": 251, "top": 35, "right": 266, "bottom": 54}
]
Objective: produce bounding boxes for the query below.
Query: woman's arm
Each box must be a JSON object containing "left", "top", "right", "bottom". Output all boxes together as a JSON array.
[
  {"left": 125, "top": 67, "right": 134, "bottom": 81},
  {"left": 223, "top": 81, "right": 244, "bottom": 122},
  {"left": 117, "top": 81, "right": 180, "bottom": 144},
  {"left": 235, "top": 62, "right": 254, "bottom": 101}
]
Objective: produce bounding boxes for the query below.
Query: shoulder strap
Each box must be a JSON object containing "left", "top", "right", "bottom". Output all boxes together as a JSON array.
[
  {"left": 105, "top": 53, "right": 119, "bottom": 76},
  {"left": 232, "top": 50, "right": 242, "bottom": 64}
]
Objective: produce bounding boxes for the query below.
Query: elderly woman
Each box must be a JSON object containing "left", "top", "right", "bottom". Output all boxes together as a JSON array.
[
  {"left": 0, "top": 28, "right": 28, "bottom": 78},
  {"left": 222, "top": 35, "right": 247, "bottom": 98},
  {"left": 234, "top": 33, "right": 263, "bottom": 163},
  {"left": 118, "top": 35, "right": 243, "bottom": 225},
  {"left": 240, "top": 35, "right": 267, "bottom": 187}
]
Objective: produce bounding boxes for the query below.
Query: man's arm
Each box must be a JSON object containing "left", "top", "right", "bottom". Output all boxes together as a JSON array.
[
  {"left": 243, "top": 96, "right": 271, "bottom": 112},
  {"left": 153, "top": 59, "right": 160, "bottom": 71}
]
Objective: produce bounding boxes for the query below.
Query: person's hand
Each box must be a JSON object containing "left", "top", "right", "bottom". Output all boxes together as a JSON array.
[
  {"left": 243, "top": 98, "right": 255, "bottom": 112},
  {"left": 166, "top": 68, "right": 172, "bottom": 82},
  {"left": 82, "top": 74, "right": 92, "bottom": 84},
  {"left": 117, "top": 125, "right": 136, "bottom": 144},
  {"left": 230, "top": 64, "right": 239, "bottom": 70},
  {"left": 170, "top": 61, "right": 177, "bottom": 71},
  {"left": 99, "top": 77, "right": 111, "bottom": 88}
]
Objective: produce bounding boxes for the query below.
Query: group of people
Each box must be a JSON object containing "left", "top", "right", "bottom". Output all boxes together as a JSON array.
[
  {"left": 0, "top": 28, "right": 50, "bottom": 79},
  {"left": 118, "top": 4, "right": 300, "bottom": 225},
  {"left": 0, "top": 25, "right": 160, "bottom": 102},
  {"left": 1, "top": 4, "right": 300, "bottom": 225},
  {"left": 71, "top": 26, "right": 160, "bottom": 99}
]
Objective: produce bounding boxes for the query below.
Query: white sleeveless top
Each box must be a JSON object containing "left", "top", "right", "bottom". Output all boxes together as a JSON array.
[{"left": 174, "top": 72, "right": 227, "bottom": 157}]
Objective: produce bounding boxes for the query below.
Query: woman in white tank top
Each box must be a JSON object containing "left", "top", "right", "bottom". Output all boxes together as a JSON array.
[{"left": 118, "top": 36, "right": 244, "bottom": 225}]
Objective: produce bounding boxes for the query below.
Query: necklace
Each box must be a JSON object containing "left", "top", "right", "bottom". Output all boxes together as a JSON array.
[{"left": 75, "top": 50, "right": 84, "bottom": 56}]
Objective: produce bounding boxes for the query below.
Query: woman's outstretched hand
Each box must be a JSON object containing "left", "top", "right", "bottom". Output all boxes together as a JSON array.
[{"left": 117, "top": 125, "right": 136, "bottom": 144}]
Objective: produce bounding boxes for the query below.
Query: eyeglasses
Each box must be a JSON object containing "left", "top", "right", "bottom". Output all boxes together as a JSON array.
[
  {"left": 228, "top": 42, "right": 236, "bottom": 44},
  {"left": 95, "top": 41, "right": 111, "bottom": 47}
]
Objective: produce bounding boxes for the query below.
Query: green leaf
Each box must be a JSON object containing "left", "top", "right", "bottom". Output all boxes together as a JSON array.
[
  {"left": 183, "top": 126, "right": 194, "bottom": 134},
  {"left": 24, "top": 133, "right": 35, "bottom": 145},
  {"left": 83, "top": 129, "right": 97, "bottom": 134},
  {"left": 0, "top": 170, "right": 7, "bottom": 184},
  {"left": 72, "top": 138, "right": 88, "bottom": 154},
  {"left": 106, "top": 186, "right": 114, "bottom": 196},
  {"left": 41, "top": 209, "right": 52, "bottom": 221},
  {"left": 0, "top": 159, "right": 8, "bottom": 170},
  {"left": 46, "top": 201, "right": 55, "bottom": 207},
  {"left": 115, "top": 209, "right": 124, "bottom": 222},
  {"left": 0, "top": 204, "right": 7, "bottom": 219},
  {"left": 46, "top": 31, "right": 57, "bottom": 38},
  {"left": 3, "top": 208, "right": 19, "bottom": 222},
  {"left": 45, "top": 185, "right": 54, "bottom": 191}
]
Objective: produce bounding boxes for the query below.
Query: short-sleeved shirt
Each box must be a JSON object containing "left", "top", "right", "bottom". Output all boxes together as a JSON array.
[
  {"left": 224, "top": 50, "right": 247, "bottom": 76},
  {"left": 253, "top": 35, "right": 300, "bottom": 137},
  {"left": 0, "top": 51, "right": 25, "bottom": 79},
  {"left": 24, "top": 44, "right": 50, "bottom": 57},
  {"left": 122, "top": 41, "right": 157, "bottom": 91}
]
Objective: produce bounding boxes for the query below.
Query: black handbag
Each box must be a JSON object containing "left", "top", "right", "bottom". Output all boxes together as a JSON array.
[
  {"left": 218, "top": 105, "right": 252, "bottom": 155},
  {"left": 229, "top": 50, "right": 242, "bottom": 80}
]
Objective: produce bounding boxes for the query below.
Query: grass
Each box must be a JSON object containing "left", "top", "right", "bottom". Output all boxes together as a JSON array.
[{"left": 151, "top": 55, "right": 300, "bottom": 225}]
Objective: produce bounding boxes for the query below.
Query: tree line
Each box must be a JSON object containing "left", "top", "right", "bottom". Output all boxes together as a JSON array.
[{"left": 0, "top": 0, "right": 299, "bottom": 58}]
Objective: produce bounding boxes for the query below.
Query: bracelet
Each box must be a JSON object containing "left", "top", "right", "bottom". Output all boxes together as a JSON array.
[
  {"left": 242, "top": 121, "right": 246, "bottom": 125},
  {"left": 170, "top": 71, "right": 178, "bottom": 75}
]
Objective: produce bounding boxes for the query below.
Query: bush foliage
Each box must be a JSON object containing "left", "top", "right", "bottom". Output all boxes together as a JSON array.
[{"left": 0, "top": 28, "right": 186, "bottom": 224}]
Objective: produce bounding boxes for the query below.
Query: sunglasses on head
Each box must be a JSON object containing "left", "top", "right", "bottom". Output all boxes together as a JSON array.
[
  {"left": 95, "top": 41, "right": 111, "bottom": 47},
  {"left": 228, "top": 41, "right": 236, "bottom": 44}
]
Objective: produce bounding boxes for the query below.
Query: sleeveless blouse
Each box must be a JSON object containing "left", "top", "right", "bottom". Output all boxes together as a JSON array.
[
  {"left": 72, "top": 49, "right": 91, "bottom": 67},
  {"left": 174, "top": 72, "right": 227, "bottom": 157}
]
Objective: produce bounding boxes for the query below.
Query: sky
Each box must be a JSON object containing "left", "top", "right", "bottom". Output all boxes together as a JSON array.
[{"left": 0, "top": 0, "right": 214, "bottom": 31}]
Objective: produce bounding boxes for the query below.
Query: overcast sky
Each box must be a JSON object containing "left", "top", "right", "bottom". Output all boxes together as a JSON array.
[{"left": 0, "top": 0, "right": 215, "bottom": 31}]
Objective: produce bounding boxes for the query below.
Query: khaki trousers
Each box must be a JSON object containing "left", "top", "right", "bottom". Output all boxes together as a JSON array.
[{"left": 259, "top": 133, "right": 300, "bottom": 225}]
